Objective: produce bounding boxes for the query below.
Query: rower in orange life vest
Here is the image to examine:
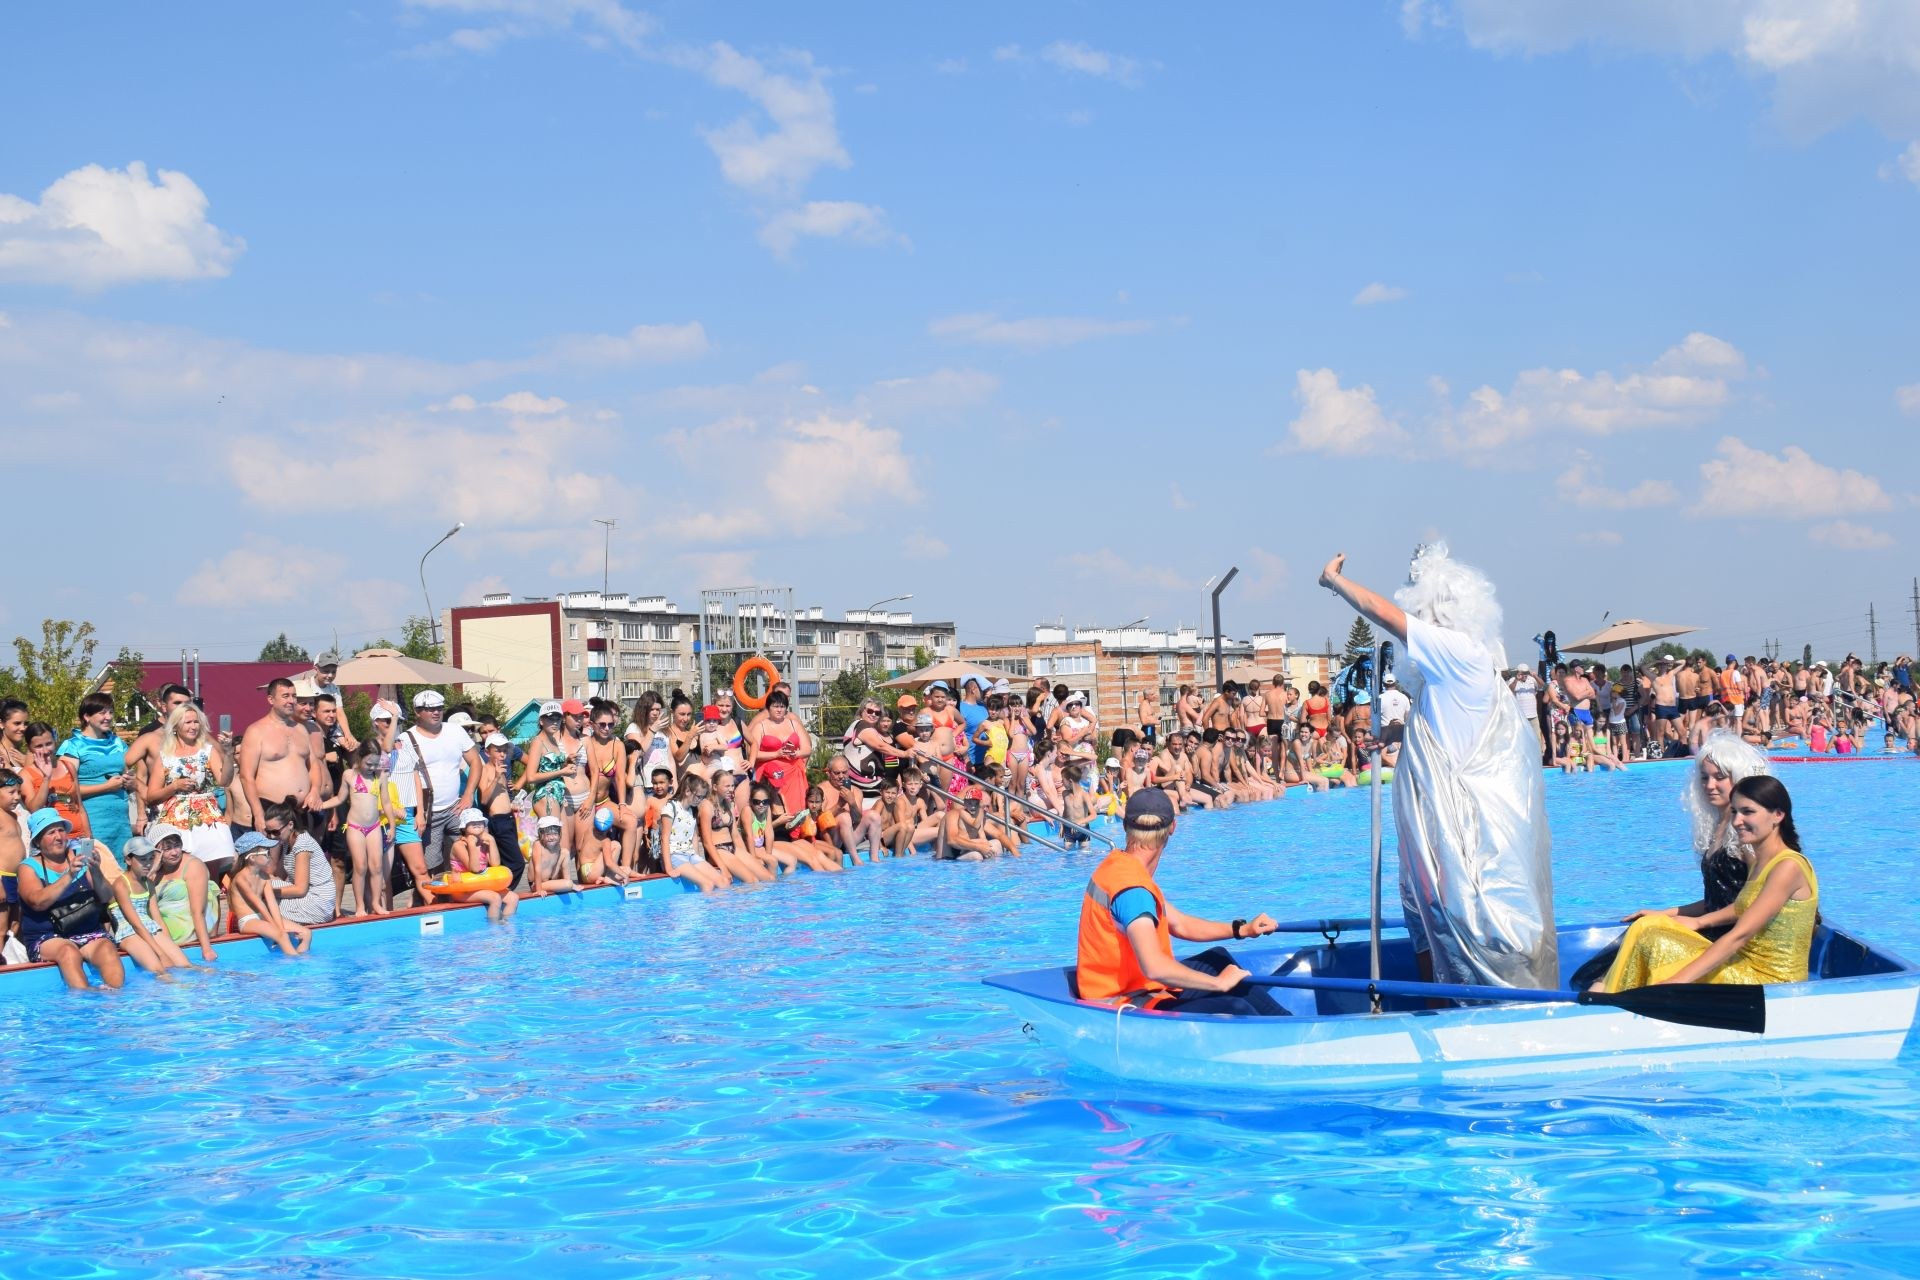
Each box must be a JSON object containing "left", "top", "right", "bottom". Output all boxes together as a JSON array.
[{"left": 1074, "top": 789, "right": 1291, "bottom": 1016}]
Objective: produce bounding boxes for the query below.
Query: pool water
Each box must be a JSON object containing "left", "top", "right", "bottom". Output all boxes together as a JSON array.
[{"left": 5, "top": 762, "right": 1919, "bottom": 1277}]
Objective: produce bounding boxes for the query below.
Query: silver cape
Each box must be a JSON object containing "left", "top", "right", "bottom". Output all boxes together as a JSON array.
[{"left": 1392, "top": 677, "right": 1557, "bottom": 989}]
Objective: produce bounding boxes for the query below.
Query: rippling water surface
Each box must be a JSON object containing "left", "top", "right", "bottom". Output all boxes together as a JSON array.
[{"left": 4, "top": 761, "right": 1919, "bottom": 1277}]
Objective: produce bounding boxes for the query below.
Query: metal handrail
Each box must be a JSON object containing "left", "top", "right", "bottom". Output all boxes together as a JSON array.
[
  {"left": 920, "top": 775, "right": 1069, "bottom": 854},
  {"left": 927, "top": 757, "right": 1115, "bottom": 849}
]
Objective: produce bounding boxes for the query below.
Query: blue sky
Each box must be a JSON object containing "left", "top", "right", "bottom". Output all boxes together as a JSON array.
[{"left": 3, "top": 1, "right": 1917, "bottom": 668}]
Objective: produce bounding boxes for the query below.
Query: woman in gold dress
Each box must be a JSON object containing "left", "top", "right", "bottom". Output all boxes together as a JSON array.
[{"left": 1596, "top": 775, "right": 1816, "bottom": 993}]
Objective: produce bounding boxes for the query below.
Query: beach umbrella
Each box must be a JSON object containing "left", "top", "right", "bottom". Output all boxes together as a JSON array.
[
  {"left": 877, "top": 658, "right": 1025, "bottom": 691},
  {"left": 319, "top": 647, "right": 502, "bottom": 687},
  {"left": 1560, "top": 619, "right": 1700, "bottom": 667},
  {"left": 1222, "top": 662, "right": 1281, "bottom": 686}
]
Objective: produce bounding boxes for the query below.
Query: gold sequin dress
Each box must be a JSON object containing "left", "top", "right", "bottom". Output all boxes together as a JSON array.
[{"left": 1601, "top": 849, "right": 1817, "bottom": 993}]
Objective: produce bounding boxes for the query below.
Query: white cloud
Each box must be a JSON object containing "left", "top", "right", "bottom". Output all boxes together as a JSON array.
[
  {"left": 1575, "top": 530, "right": 1626, "bottom": 546},
  {"left": 400, "top": 0, "right": 652, "bottom": 55},
  {"left": 1693, "top": 436, "right": 1894, "bottom": 519},
  {"left": 1809, "top": 520, "right": 1894, "bottom": 549},
  {"left": 758, "top": 200, "right": 907, "bottom": 258},
  {"left": 1898, "top": 383, "right": 1920, "bottom": 414},
  {"left": 1065, "top": 548, "right": 1189, "bottom": 592},
  {"left": 992, "top": 44, "right": 1025, "bottom": 63},
  {"left": 858, "top": 367, "right": 999, "bottom": 417},
  {"left": 1283, "top": 368, "right": 1409, "bottom": 456},
  {"left": 929, "top": 311, "right": 1154, "bottom": 351},
  {"left": 697, "top": 42, "right": 848, "bottom": 200},
  {"left": 1439, "top": 1, "right": 1920, "bottom": 141},
  {"left": 935, "top": 57, "right": 968, "bottom": 74},
  {"left": 541, "top": 321, "right": 710, "bottom": 366},
  {"left": 1353, "top": 282, "right": 1409, "bottom": 306},
  {"left": 1555, "top": 454, "right": 1680, "bottom": 509},
  {"left": 1402, "top": 0, "right": 1447, "bottom": 39},
  {"left": 904, "top": 531, "right": 949, "bottom": 560},
  {"left": 1040, "top": 40, "right": 1144, "bottom": 86},
  {"left": 1438, "top": 332, "right": 1748, "bottom": 455},
  {"left": 177, "top": 537, "right": 350, "bottom": 609},
  {"left": 0, "top": 162, "right": 244, "bottom": 289},
  {"left": 1884, "top": 141, "right": 1920, "bottom": 184},
  {"left": 436, "top": 390, "right": 569, "bottom": 414}
]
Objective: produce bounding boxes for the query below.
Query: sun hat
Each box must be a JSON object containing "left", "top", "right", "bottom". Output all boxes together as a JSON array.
[
  {"left": 445, "top": 711, "right": 475, "bottom": 729},
  {"left": 145, "top": 822, "right": 188, "bottom": 848},
  {"left": 369, "top": 704, "right": 395, "bottom": 721},
  {"left": 412, "top": 689, "right": 446, "bottom": 708},
  {"left": 458, "top": 807, "right": 487, "bottom": 829},
  {"left": 26, "top": 809, "right": 70, "bottom": 844},
  {"left": 536, "top": 814, "right": 564, "bottom": 832},
  {"left": 1124, "top": 788, "right": 1176, "bottom": 830}
]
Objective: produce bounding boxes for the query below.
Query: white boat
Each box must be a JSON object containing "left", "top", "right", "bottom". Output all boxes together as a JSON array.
[{"left": 983, "top": 921, "right": 1920, "bottom": 1090}]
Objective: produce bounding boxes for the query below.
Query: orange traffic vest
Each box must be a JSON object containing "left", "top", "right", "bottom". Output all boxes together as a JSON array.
[
  {"left": 1076, "top": 850, "right": 1172, "bottom": 1004},
  {"left": 1718, "top": 669, "right": 1745, "bottom": 705}
]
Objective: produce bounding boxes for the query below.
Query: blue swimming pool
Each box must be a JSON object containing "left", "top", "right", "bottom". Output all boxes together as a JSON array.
[{"left": 5, "top": 762, "right": 1919, "bottom": 1277}]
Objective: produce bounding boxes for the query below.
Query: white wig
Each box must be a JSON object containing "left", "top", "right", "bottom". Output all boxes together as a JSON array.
[
  {"left": 1393, "top": 541, "right": 1507, "bottom": 670},
  {"left": 1682, "top": 730, "right": 1770, "bottom": 858}
]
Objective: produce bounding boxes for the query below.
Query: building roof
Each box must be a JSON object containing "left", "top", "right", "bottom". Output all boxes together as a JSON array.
[{"left": 123, "top": 661, "right": 312, "bottom": 731}]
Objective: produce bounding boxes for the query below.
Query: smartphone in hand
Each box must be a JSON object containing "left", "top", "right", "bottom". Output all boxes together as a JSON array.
[{"left": 219, "top": 714, "right": 232, "bottom": 734}]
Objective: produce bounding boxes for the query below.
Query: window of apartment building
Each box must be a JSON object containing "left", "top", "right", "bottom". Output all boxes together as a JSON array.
[
  {"left": 1046, "top": 654, "right": 1093, "bottom": 676},
  {"left": 650, "top": 653, "right": 679, "bottom": 674},
  {"left": 571, "top": 684, "right": 584, "bottom": 698},
  {"left": 820, "top": 656, "right": 839, "bottom": 673},
  {"left": 569, "top": 653, "right": 581, "bottom": 671},
  {"left": 651, "top": 622, "right": 677, "bottom": 641},
  {"left": 619, "top": 622, "right": 643, "bottom": 641},
  {"left": 999, "top": 658, "right": 1028, "bottom": 677},
  {"left": 837, "top": 630, "right": 861, "bottom": 648},
  {"left": 618, "top": 681, "right": 644, "bottom": 699},
  {"left": 795, "top": 630, "right": 816, "bottom": 647},
  {"left": 933, "top": 636, "right": 952, "bottom": 654},
  {"left": 1158, "top": 654, "right": 1179, "bottom": 673},
  {"left": 567, "top": 622, "right": 579, "bottom": 640},
  {"left": 796, "top": 654, "right": 816, "bottom": 671}
]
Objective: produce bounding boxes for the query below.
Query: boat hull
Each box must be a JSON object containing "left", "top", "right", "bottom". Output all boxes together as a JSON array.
[{"left": 986, "top": 923, "right": 1920, "bottom": 1089}]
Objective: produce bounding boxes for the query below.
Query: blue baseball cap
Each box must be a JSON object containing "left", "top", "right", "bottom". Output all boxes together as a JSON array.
[
  {"left": 1123, "top": 788, "right": 1176, "bottom": 831},
  {"left": 233, "top": 832, "right": 275, "bottom": 854},
  {"left": 925, "top": 680, "right": 951, "bottom": 693},
  {"left": 960, "top": 674, "right": 989, "bottom": 690},
  {"left": 1725, "top": 654, "right": 1737, "bottom": 664},
  {"left": 25, "top": 809, "right": 70, "bottom": 844}
]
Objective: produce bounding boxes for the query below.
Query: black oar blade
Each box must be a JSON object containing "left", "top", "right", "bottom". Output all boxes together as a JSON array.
[{"left": 1578, "top": 983, "right": 1766, "bottom": 1035}]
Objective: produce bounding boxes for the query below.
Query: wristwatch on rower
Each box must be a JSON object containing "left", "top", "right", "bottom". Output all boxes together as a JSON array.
[{"left": 1232, "top": 918, "right": 1246, "bottom": 939}]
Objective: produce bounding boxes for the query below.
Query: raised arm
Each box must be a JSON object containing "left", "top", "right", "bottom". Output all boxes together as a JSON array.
[{"left": 1318, "top": 553, "right": 1409, "bottom": 645}]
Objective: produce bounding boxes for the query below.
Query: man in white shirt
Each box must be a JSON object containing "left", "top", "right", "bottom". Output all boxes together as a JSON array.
[
  {"left": 388, "top": 689, "right": 479, "bottom": 900},
  {"left": 1319, "top": 544, "right": 1555, "bottom": 989},
  {"left": 1507, "top": 667, "right": 1543, "bottom": 756},
  {"left": 1377, "top": 671, "right": 1411, "bottom": 728}
]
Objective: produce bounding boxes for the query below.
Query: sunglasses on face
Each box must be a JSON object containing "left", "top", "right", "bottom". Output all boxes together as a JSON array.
[{"left": 263, "top": 825, "right": 288, "bottom": 838}]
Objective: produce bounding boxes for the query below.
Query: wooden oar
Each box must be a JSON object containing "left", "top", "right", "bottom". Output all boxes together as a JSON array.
[{"left": 1244, "top": 971, "right": 1765, "bottom": 1034}]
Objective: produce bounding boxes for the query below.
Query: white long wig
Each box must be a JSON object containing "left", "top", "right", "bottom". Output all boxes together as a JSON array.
[
  {"left": 1682, "top": 730, "right": 1770, "bottom": 858},
  {"left": 1393, "top": 541, "right": 1508, "bottom": 671}
]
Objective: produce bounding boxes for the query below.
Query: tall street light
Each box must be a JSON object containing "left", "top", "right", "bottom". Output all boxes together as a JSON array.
[
  {"left": 861, "top": 593, "right": 913, "bottom": 672},
  {"left": 419, "top": 522, "right": 464, "bottom": 653},
  {"left": 1206, "top": 567, "right": 1239, "bottom": 693}
]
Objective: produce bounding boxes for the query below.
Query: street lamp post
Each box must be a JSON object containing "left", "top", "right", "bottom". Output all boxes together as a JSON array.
[
  {"left": 861, "top": 593, "right": 913, "bottom": 673},
  {"left": 1108, "top": 615, "right": 1147, "bottom": 730},
  {"left": 419, "top": 522, "right": 465, "bottom": 654},
  {"left": 1207, "top": 567, "right": 1239, "bottom": 693}
]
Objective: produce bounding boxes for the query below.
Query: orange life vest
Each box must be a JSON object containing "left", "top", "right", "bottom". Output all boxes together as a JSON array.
[{"left": 1075, "top": 850, "right": 1172, "bottom": 1004}]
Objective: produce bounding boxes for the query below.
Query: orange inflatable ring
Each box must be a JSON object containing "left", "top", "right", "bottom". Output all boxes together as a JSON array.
[
  {"left": 733, "top": 656, "right": 779, "bottom": 711},
  {"left": 428, "top": 865, "right": 511, "bottom": 901}
]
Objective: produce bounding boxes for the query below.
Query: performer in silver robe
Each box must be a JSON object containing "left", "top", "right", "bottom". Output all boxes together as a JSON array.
[{"left": 1319, "top": 544, "right": 1556, "bottom": 989}]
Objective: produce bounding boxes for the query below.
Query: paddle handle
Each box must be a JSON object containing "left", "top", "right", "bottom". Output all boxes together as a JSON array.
[
  {"left": 1266, "top": 916, "right": 1406, "bottom": 935},
  {"left": 1245, "top": 970, "right": 1572, "bottom": 1005}
]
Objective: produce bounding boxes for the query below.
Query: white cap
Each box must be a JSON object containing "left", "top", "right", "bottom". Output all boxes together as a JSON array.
[
  {"left": 536, "top": 815, "right": 563, "bottom": 831},
  {"left": 413, "top": 689, "right": 446, "bottom": 708},
  {"left": 458, "top": 807, "right": 486, "bottom": 828},
  {"left": 291, "top": 679, "right": 321, "bottom": 699},
  {"left": 484, "top": 731, "right": 509, "bottom": 747},
  {"left": 718, "top": 754, "right": 742, "bottom": 775},
  {"left": 445, "top": 711, "right": 474, "bottom": 727},
  {"left": 145, "top": 822, "right": 188, "bottom": 848},
  {"left": 1382, "top": 672, "right": 1397, "bottom": 685},
  {"left": 1064, "top": 690, "right": 1087, "bottom": 706},
  {"left": 540, "top": 700, "right": 563, "bottom": 717},
  {"left": 1104, "top": 756, "right": 1120, "bottom": 768},
  {"left": 369, "top": 704, "right": 395, "bottom": 721}
]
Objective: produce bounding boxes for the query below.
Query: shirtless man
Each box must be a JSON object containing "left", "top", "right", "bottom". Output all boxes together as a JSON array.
[
  {"left": 1148, "top": 733, "right": 1196, "bottom": 809},
  {"left": 1192, "top": 728, "right": 1237, "bottom": 809},
  {"left": 820, "top": 753, "right": 886, "bottom": 863},
  {"left": 1561, "top": 662, "right": 1597, "bottom": 754},
  {"left": 1650, "top": 657, "right": 1680, "bottom": 754},
  {"left": 1137, "top": 688, "right": 1159, "bottom": 745},
  {"left": 122, "top": 683, "right": 195, "bottom": 838},
  {"left": 940, "top": 786, "right": 1003, "bottom": 861},
  {"left": 238, "top": 678, "right": 323, "bottom": 832},
  {"left": 1675, "top": 657, "right": 1706, "bottom": 735},
  {"left": 1170, "top": 732, "right": 1217, "bottom": 810}
]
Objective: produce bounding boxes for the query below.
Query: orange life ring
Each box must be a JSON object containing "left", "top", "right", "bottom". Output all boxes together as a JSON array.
[{"left": 733, "top": 656, "right": 780, "bottom": 711}]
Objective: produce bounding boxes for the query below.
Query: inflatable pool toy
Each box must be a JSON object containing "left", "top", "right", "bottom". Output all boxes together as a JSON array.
[
  {"left": 429, "top": 866, "right": 511, "bottom": 900},
  {"left": 1355, "top": 767, "right": 1394, "bottom": 786}
]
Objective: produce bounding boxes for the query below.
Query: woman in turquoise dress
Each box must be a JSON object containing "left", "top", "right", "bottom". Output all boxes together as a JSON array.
[{"left": 60, "top": 692, "right": 133, "bottom": 856}]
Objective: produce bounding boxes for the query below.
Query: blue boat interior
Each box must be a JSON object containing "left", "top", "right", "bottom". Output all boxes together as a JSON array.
[{"left": 999, "top": 922, "right": 1914, "bottom": 1020}]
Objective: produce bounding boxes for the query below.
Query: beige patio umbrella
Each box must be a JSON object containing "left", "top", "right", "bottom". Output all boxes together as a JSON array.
[
  {"left": 323, "top": 647, "right": 502, "bottom": 687},
  {"left": 1222, "top": 662, "right": 1281, "bottom": 685},
  {"left": 878, "top": 657, "right": 1025, "bottom": 691},
  {"left": 1560, "top": 619, "right": 1700, "bottom": 666}
]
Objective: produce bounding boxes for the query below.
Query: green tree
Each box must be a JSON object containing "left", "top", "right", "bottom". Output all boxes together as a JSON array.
[
  {"left": 817, "top": 665, "right": 880, "bottom": 747},
  {"left": 467, "top": 688, "right": 513, "bottom": 726},
  {"left": 104, "top": 645, "right": 153, "bottom": 729},
  {"left": 1343, "top": 616, "right": 1379, "bottom": 660},
  {"left": 1802, "top": 643, "right": 1814, "bottom": 669},
  {"left": 10, "top": 619, "right": 99, "bottom": 730},
  {"left": 257, "top": 633, "right": 311, "bottom": 663}
]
